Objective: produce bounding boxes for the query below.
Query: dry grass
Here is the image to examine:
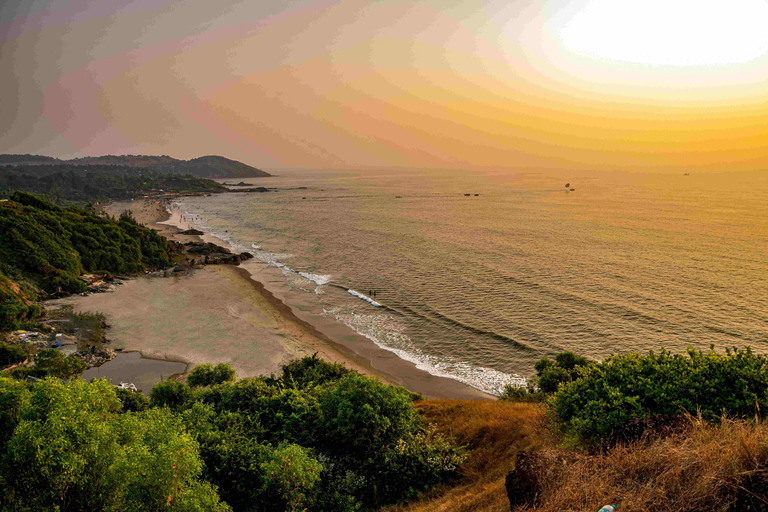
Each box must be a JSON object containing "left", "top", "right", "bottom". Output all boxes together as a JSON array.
[
  {"left": 379, "top": 401, "right": 768, "bottom": 512},
  {"left": 380, "top": 399, "right": 545, "bottom": 512},
  {"left": 520, "top": 416, "right": 768, "bottom": 512}
]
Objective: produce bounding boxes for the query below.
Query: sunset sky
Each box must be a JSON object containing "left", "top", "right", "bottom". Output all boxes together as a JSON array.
[{"left": 2, "top": 0, "right": 768, "bottom": 170}]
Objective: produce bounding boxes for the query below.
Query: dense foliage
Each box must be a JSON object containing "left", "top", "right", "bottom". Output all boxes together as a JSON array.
[
  {"left": 500, "top": 351, "right": 593, "bottom": 402},
  {"left": 0, "top": 193, "right": 174, "bottom": 330},
  {"left": 0, "top": 343, "right": 26, "bottom": 368},
  {"left": 550, "top": 347, "right": 768, "bottom": 446},
  {"left": 6, "top": 349, "right": 87, "bottom": 381},
  {"left": 534, "top": 351, "right": 592, "bottom": 394},
  {"left": 187, "top": 363, "right": 238, "bottom": 388},
  {"left": 0, "top": 378, "right": 229, "bottom": 512},
  {"left": 0, "top": 356, "right": 465, "bottom": 512},
  {"left": 0, "top": 164, "right": 226, "bottom": 204}
]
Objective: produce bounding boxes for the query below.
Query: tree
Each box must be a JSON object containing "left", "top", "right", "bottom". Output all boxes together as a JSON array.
[
  {"left": 317, "top": 374, "right": 420, "bottom": 464},
  {"left": 0, "top": 377, "right": 229, "bottom": 512}
]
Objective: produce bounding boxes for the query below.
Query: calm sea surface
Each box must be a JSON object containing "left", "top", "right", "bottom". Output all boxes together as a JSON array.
[{"left": 171, "top": 168, "right": 768, "bottom": 394}]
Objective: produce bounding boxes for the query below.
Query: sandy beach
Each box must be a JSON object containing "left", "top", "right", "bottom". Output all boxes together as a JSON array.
[{"left": 72, "top": 197, "right": 494, "bottom": 399}]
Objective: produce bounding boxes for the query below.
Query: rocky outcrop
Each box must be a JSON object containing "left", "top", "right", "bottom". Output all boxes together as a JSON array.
[
  {"left": 74, "top": 347, "right": 116, "bottom": 366},
  {"left": 183, "top": 242, "right": 252, "bottom": 265}
]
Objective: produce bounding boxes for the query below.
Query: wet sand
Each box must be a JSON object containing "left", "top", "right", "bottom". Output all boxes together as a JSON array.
[
  {"left": 81, "top": 352, "right": 187, "bottom": 395},
  {"left": 73, "top": 197, "right": 494, "bottom": 399}
]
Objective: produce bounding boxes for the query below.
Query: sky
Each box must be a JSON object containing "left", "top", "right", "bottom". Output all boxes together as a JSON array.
[{"left": 2, "top": 0, "right": 768, "bottom": 170}]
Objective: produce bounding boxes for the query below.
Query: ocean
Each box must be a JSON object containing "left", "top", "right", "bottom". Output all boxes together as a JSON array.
[{"left": 168, "top": 168, "right": 768, "bottom": 395}]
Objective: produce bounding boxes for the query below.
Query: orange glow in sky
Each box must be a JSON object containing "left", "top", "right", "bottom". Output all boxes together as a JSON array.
[{"left": 2, "top": 0, "right": 768, "bottom": 170}]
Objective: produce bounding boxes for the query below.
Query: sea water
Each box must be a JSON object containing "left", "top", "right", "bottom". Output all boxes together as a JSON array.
[{"left": 168, "top": 168, "right": 768, "bottom": 395}]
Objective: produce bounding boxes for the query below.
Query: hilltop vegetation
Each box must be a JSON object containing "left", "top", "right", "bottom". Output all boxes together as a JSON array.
[
  {"left": 0, "top": 153, "right": 270, "bottom": 179},
  {"left": 0, "top": 164, "right": 227, "bottom": 204},
  {"left": 0, "top": 356, "right": 465, "bottom": 512},
  {"left": 0, "top": 192, "right": 173, "bottom": 330}
]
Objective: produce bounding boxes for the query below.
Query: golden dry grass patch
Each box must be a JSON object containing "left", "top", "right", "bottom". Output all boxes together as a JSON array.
[
  {"left": 518, "top": 416, "right": 768, "bottom": 512},
  {"left": 380, "top": 399, "right": 544, "bottom": 512}
]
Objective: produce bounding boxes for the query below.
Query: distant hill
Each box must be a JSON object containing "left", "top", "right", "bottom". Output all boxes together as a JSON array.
[
  {"left": 0, "top": 154, "right": 270, "bottom": 178},
  {"left": 0, "top": 164, "right": 228, "bottom": 204},
  {"left": 0, "top": 154, "right": 61, "bottom": 165}
]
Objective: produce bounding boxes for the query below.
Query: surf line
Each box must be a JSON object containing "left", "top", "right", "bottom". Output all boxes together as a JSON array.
[{"left": 347, "top": 289, "right": 382, "bottom": 307}]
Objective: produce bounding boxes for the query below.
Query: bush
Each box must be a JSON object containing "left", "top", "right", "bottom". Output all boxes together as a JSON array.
[
  {"left": 22, "top": 348, "right": 86, "bottom": 378},
  {"left": 188, "top": 363, "right": 237, "bottom": 388},
  {"left": 115, "top": 387, "right": 150, "bottom": 412},
  {"left": 538, "top": 366, "right": 571, "bottom": 394},
  {"left": 550, "top": 347, "right": 768, "bottom": 446},
  {"left": 150, "top": 380, "right": 195, "bottom": 411},
  {"left": 528, "top": 351, "right": 594, "bottom": 395},
  {"left": 374, "top": 426, "right": 467, "bottom": 502},
  {"left": 500, "top": 380, "right": 546, "bottom": 403},
  {"left": 268, "top": 354, "right": 354, "bottom": 389},
  {"left": 317, "top": 374, "right": 421, "bottom": 465},
  {"left": 260, "top": 443, "right": 323, "bottom": 512},
  {"left": 0, "top": 343, "right": 26, "bottom": 368}
]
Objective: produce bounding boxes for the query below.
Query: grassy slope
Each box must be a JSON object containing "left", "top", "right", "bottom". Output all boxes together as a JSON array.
[
  {"left": 381, "top": 400, "right": 544, "bottom": 512},
  {"left": 382, "top": 401, "right": 768, "bottom": 512}
]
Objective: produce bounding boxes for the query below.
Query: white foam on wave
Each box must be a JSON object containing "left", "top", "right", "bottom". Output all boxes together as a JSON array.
[
  {"left": 331, "top": 310, "right": 526, "bottom": 396},
  {"left": 348, "top": 289, "right": 382, "bottom": 307},
  {"left": 300, "top": 272, "right": 332, "bottom": 286},
  {"left": 250, "top": 248, "right": 332, "bottom": 291}
]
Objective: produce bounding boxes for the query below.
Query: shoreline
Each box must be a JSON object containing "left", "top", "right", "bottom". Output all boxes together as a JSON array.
[{"left": 84, "top": 196, "right": 494, "bottom": 400}]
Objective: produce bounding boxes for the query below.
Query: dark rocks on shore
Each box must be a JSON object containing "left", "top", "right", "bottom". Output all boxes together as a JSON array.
[
  {"left": 184, "top": 241, "right": 253, "bottom": 265},
  {"left": 179, "top": 228, "right": 204, "bottom": 235},
  {"left": 227, "top": 186, "right": 270, "bottom": 193},
  {"left": 75, "top": 347, "right": 116, "bottom": 367},
  {"left": 185, "top": 241, "right": 232, "bottom": 255}
]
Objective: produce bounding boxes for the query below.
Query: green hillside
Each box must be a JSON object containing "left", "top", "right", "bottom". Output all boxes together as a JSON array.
[
  {"left": 0, "top": 164, "right": 227, "bottom": 204},
  {"left": 0, "top": 192, "right": 173, "bottom": 330}
]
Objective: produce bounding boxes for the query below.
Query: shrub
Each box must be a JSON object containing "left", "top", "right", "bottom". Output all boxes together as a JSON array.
[
  {"left": 260, "top": 443, "right": 323, "bottom": 512},
  {"left": 188, "top": 363, "right": 237, "bottom": 388},
  {"left": 150, "top": 379, "right": 195, "bottom": 411},
  {"left": 0, "top": 343, "right": 26, "bottom": 368},
  {"left": 115, "top": 387, "right": 150, "bottom": 412},
  {"left": 316, "top": 374, "right": 421, "bottom": 464},
  {"left": 162, "top": 358, "right": 464, "bottom": 511},
  {"left": 374, "top": 426, "right": 468, "bottom": 502},
  {"left": 24, "top": 348, "right": 86, "bottom": 378},
  {"left": 538, "top": 366, "right": 570, "bottom": 394},
  {"left": 527, "top": 351, "right": 594, "bottom": 395},
  {"left": 550, "top": 347, "right": 768, "bottom": 446},
  {"left": 268, "top": 353, "right": 354, "bottom": 389},
  {"left": 500, "top": 381, "right": 546, "bottom": 403}
]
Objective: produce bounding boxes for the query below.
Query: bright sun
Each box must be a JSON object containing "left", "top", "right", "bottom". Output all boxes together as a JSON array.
[{"left": 555, "top": 0, "right": 768, "bottom": 66}]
